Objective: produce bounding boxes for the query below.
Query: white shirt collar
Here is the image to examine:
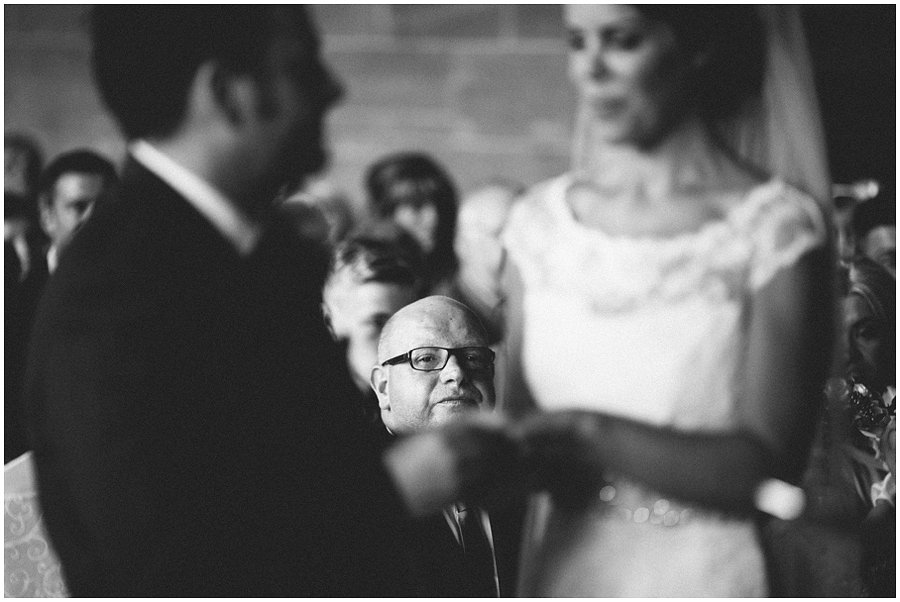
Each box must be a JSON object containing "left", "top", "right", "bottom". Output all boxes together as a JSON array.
[
  {"left": 129, "top": 140, "right": 262, "bottom": 256},
  {"left": 46, "top": 245, "right": 58, "bottom": 274}
]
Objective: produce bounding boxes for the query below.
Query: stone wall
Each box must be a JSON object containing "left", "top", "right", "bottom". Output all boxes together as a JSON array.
[
  {"left": 4, "top": 5, "right": 575, "bottom": 212},
  {"left": 6, "top": 5, "right": 894, "bottom": 209}
]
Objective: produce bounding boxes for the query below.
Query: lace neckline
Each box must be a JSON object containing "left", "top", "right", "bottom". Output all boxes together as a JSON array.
[{"left": 553, "top": 174, "right": 784, "bottom": 245}]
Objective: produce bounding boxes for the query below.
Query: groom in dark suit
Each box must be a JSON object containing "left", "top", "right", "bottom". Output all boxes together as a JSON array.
[{"left": 24, "top": 7, "right": 413, "bottom": 596}]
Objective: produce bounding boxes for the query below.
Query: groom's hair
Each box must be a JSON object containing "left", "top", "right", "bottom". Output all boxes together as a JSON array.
[{"left": 89, "top": 6, "right": 313, "bottom": 140}]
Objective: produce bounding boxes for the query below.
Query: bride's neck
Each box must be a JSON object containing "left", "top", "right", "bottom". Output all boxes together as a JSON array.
[{"left": 580, "top": 116, "right": 734, "bottom": 200}]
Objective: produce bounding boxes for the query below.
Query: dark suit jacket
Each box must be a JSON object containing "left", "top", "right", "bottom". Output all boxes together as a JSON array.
[
  {"left": 5, "top": 237, "right": 48, "bottom": 463},
  {"left": 370, "top": 425, "right": 525, "bottom": 597},
  {"left": 24, "top": 160, "right": 413, "bottom": 596}
]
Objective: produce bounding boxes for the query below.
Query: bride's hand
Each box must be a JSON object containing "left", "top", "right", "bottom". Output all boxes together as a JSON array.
[{"left": 383, "top": 413, "right": 521, "bottom": 517}]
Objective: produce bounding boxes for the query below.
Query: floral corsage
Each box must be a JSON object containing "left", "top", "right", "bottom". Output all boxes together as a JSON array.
[{"left": 847, "top": 380, "right": 894, "bottom": 437}]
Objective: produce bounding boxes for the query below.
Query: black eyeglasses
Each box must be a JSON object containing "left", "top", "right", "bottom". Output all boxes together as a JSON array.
[{"left": 381, "top": 346, "right": 495, "bottom": 372}]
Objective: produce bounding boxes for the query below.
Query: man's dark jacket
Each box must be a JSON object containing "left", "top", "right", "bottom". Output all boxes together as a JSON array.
[
  {"left": 24, "top": 160, "right": 412, "bottom": 596},
  {"left": 6, "top": 235, "right": 47, "bottom": 463}
]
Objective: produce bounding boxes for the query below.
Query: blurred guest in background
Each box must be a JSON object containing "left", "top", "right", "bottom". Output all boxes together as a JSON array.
[
  {"left": 38, "top": 149, "right": 118, "bottom": 273},
  {"left": 842, "top": 258, "right": 896, "bottom": 399},
  {"left": 371, "top": 296, "right": 523, "bottom": 597},
  {"left": 837, "top": 257, "right": 895, "bottom": 596},
  {"left": 5, "top": 132, "right": 45, "bottom": 287},
  {"left": 24, "top": 6, "right": 415, "bottom": 596},
  {"left": 5, "top": 132, "right": 43, "bottom": 201},
  {"left": 831, "top": 179, "right": 880, "bottom": 268},
  {"left": 840, "top": 259, "right": 895, "bottom": 503},
  {"left": 322, "top": 223, "right": 425, "bottom": 420},
  {"left": 764, "top": 256, "right": 895, "bottom": 596},
  {"left": 832, "top": 193, "right": 858, "bottom": 267},
  {"left": 852, "top": 190, "right": 895, "bottom": 277},
  {"left": 365, "top": 152, "right": 460, "bottom": 296},
  {"left": 5, "top": 133, "right": 45, "bottom": 464},
  {"left": 5, "top": 149, "right": 117, "bottom": 466}
]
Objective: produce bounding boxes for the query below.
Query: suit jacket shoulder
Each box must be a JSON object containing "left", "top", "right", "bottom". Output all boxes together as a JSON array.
[{"left": 25, "top": 160, "right": 411, "bottom": 596}]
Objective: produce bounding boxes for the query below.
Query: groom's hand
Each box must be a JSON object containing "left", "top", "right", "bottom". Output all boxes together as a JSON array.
[{"left": 383, "top": 414, "right": 520, "bottom": 517}]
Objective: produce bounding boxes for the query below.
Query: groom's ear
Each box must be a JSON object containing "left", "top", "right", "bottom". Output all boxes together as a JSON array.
[
  {"left": 197, "top": 59, "right": 263, "bottom": 129},
  {"left": 370, "top": 365, "right": 390, "bottom": 412}
]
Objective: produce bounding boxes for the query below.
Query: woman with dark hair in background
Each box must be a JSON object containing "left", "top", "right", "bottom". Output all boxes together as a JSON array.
[{"left": 365, "top": 152, "right": 460, "bottom": 296}]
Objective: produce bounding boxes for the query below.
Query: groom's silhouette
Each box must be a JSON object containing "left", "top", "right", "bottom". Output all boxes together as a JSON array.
[{"left": 24, "top": 6, "right": 411, "bottom": 596}]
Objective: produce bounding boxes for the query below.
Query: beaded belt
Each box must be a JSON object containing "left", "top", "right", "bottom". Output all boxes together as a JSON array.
[{"left": 594, "top": 481, "right": 698, "bottom": 527}]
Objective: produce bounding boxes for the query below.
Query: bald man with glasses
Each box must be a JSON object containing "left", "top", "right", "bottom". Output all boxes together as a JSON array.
[{"left": 370, "top": 296, "right": 522, "bottom": 596}]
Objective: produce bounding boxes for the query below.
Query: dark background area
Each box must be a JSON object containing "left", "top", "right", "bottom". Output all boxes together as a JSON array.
[
  {"left": 803, "top": 5, "right": 895, "bottom": 188},
  {"left": 5, "top": 5, "right": 895, "bottom": 211}
]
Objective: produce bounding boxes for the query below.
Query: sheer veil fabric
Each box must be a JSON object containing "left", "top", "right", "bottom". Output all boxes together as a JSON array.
[
  {"left": 570, "top": 6, "right": 832, "bottom": 211},
  {"left": 717, "top": 6, "right": 831, "bottom": 208}
]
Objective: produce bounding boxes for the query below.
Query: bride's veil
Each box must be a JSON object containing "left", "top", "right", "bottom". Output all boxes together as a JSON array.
[{"left": 714, "top": 6, "right": 832, "bottom": 210}]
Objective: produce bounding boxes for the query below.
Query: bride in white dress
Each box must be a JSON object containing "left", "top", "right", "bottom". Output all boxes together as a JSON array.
[
  {"left": 497, "top": 5, "right": 834, "bottom": 597},
  {"left": 384, "top": 5, "right": 835, "bottom": 597}
]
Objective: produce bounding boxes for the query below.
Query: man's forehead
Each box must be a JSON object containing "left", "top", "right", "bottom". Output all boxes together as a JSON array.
[
  {"left": 381, "top": 301, "right": 485, "bottom": 356},
  {"left": 53, "top": 172, "right": 107, "bottom": 195}
]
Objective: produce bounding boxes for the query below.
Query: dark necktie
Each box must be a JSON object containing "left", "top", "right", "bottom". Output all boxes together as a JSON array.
[{"left": 456, "top": 504, "right": 498, "bottom": 597}]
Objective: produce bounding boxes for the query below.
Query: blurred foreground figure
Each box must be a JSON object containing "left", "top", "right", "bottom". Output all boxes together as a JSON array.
[
  {"left": 24, "top": 6, "right": 414, "bottom": 596},
  {"left": 391, "top": 5, "right": 834, "bottom": 597},
  {"left": 503, "top": 6, "right": 833, "bottom": 596}
]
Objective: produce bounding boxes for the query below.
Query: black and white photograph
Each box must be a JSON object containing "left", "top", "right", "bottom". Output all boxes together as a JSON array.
[{"left": 4, "top": 4, "right": 895, "bottom": 597}]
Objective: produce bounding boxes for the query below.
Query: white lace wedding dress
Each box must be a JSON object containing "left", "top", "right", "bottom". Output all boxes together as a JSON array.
[{"left": 503, "top": 174, "right": 827, "bottom": 596}]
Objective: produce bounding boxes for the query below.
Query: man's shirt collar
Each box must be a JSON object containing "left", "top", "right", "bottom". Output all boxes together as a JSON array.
[
  {"left": 46, "top": 245, "right": 58, "bottom": 274},
  {"left": 130, "top": 140, "right": 262, "bottom": 256}
]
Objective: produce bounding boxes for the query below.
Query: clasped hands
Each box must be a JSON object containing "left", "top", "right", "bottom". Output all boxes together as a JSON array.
[{"left": 384, "top": 410, "right": 607, "bottom": 517}]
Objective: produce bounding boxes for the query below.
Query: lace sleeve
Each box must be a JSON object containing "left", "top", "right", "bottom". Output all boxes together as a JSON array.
[{"left": 747, "top": 182, "right": 828, "bottom": 291}]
